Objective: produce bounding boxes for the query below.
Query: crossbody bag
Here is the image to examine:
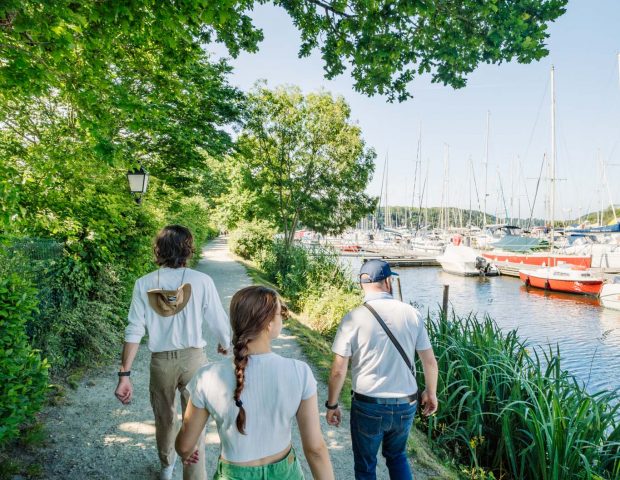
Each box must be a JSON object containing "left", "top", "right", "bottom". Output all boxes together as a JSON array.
[{"left": 363, "top": 302, "right": 421, "bottom": 403}]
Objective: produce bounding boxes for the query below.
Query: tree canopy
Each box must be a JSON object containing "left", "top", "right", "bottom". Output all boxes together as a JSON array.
[{"left": 2, "top": 1, "right": 568, "bottom": 103}]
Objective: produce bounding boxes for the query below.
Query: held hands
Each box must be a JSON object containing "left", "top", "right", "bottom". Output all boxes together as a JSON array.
[
  {"left": 182, "top": 449, "right": 200, "bottom": 465},
  {"left": 114, "top": 377, "right": 133, "bottom": 405},
  {"left": 420, "top": 389, "right": 438, "bottom": 416},
  {"left": 326, "top": 407, "right": 342, "bottom": 427}
]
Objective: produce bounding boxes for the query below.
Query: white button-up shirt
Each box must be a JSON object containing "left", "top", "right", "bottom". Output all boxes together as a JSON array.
[{"left": 125, "top": 267, "right": 231, "bottom": 352}]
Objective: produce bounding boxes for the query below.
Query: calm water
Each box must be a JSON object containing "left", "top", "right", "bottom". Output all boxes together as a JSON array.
[{"left": 343, "top": 259, "right": 620, "bottom": 395}]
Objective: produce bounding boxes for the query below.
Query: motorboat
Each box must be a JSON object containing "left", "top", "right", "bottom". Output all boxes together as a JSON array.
[
  {"left": 437, "top": 244, "right": 500, "bottom": 277},
  {"left": 600, "top": 276, "right": 620, "bottom": 310},
  {"left": 519, "top": 265, "right": 604, "bottom": 296}
]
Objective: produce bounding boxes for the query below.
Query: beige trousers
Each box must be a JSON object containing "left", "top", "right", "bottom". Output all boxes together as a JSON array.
[{"left": 150, "top": 348, "right": 207, "bottom": 480}]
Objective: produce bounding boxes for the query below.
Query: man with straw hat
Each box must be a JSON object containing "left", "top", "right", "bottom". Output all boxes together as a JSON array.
[
  {"left": 114, "top": 225, "right": 231, "bottom": 480},
  {"left": 325, "top": 259, "right": 438, "bottom": 480}
]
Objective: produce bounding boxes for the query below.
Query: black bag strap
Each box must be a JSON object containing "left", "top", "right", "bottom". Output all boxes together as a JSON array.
[{"left": 363, "top": 302, "right": 414, "bottom": 376}]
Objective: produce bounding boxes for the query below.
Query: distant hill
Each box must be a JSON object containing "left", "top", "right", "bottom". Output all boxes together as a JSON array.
[{"left": 576, "top": 206, "right": 620, "bottom": 226}]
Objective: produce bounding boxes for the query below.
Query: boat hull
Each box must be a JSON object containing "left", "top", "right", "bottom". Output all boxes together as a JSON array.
[
  {"left": 438, "top": 262, "right": 481, "bottom": 276},
  {"left": 600, "top": 284, "right": 620, "bottom": 310},
  {"left": 519, "top": 272, "right": 603, "bottom": 295},
  {"left": 483, "top": 252, "right": 591, "bottom": 268}
]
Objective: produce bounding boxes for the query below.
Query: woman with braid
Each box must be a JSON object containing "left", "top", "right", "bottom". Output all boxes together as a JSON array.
[{"left": 176, "top": 285, "right": 334, "bottom": 479}]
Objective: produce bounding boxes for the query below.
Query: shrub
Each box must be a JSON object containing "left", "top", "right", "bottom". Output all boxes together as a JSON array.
[
  {"left": 0, "top": 275, "right": 49, "bottom": 446},
  {"left": 250, "top": 239, "right": 362, "bottom": 333},
  {"left": 39, "top": 264, "right": 128, "bottom": 372},
  {"left": 300, "top": 284, "right": 361, "bottom": 337},
  {"left": 229, "top": 220, "right": 276, "bottom": 260}
]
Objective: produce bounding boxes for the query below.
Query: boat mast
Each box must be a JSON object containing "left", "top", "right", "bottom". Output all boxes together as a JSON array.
[
  {"left": 550, "top": 66, "right": 556, "bottom": 250},
  {"left": 410, "top": 125, "right": 422, "bottom": 229},
  {"left": 385, "top": 153, "right": 389, "bottom": 228},
  {"left": 378, "top": 153, "right": 388, "bottom": 229},
  {"left": 484, "top": 111, "right": 490, "bottom": 227},
  {"left": 601, "top": 148, "right": 618, "bottom": 224}
]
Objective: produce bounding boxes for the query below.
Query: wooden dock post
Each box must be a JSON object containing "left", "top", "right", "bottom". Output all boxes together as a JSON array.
[
  {"left": 442, "top": 284, "right": 450, "bottom": 320},
  {"left": 396, "top": 277, "right": 403, "bottom": 301}
]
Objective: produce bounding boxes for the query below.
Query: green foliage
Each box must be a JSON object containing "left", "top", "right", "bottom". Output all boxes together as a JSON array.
[
  {"left": 301, "top": 284, "right": 361, "bottom": 336},
  {"left": 0, "top": 1, "right": 240, "bottom": 378},
  {"left": 164, "top": 195, "right": 218, "bottom": 248},
  {"left": 222, "top": 85, "right": 376, "bottom": 245},
  {"left": 0, "top": 275, "right": 49, "bottom": 446},
  {"left": 229, "top": 220, "right": 276, "bottom": 260},
  {"left": 248, "top": 238, "right": 360, "bottom": 334},
  {"left": 276, "top": 0, "right": 568, "bottom": 101},
  {"left": 419, "top": 313, "right": 620, "bottom": 479},
  {"left": 41, "top": 265, "right": 128, "bottom": 371},
  {"left": 0, "top": 1, "right": 567, "bottom": 103}
]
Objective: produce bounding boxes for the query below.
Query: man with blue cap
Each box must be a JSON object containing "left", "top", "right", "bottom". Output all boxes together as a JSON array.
[{"left": 325, "top": 259, "right": 438, "bottom": 480}]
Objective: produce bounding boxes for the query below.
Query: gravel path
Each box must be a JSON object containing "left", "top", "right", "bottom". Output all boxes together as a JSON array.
[{"left": 33, "top": 238, "right": 426, "bottom": 479}]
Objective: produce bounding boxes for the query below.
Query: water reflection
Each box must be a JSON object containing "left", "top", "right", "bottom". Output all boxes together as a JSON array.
[{"left": 519, "top": 285, "right": 601, "bottom": 307}]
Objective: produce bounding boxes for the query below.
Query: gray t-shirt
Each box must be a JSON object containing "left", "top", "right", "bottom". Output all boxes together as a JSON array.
[{"left": 331, "top": 292, "right": 432, "bottom": 397}]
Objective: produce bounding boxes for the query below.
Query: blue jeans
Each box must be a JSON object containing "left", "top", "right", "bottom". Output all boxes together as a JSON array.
[{"left": 350, "top": 399, "right": 417, "bottom": 480}]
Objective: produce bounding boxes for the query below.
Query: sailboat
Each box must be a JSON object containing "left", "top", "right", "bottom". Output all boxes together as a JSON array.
[
  {"left": 518, "top": 67, "right": 601, "bottom": 293},
  {"left": 485, "top": 67, "right": 592, "bottom": 271}
]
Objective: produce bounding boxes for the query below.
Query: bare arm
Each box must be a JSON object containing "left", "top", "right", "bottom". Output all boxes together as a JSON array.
[
  {"left": 114, "top": 342, "right": 139, "bottom": 404},
  {"left": 417, "top": 348, "right": 439, "bottom": 415},
  {"left": 326, "top": 354, "right": 349, "bottom": 427},
  {"left": 296, "top": 394, "right": 334, "bottom": 480},
  {"left": 176, "top": 400, "right": 209, "bottom": 464}
]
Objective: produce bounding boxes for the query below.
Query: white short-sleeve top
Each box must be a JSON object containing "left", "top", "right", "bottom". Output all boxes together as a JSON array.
[
  {"left": 331, "top": 292, "right": 432, "bottom": 397},
  {"left": 188, "top": 352, "right": 317, "bottom": 463}
]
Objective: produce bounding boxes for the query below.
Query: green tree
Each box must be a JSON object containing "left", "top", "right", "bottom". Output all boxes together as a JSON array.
[{"left": 229, "top": 85, "right": 376, "bottom": 247}]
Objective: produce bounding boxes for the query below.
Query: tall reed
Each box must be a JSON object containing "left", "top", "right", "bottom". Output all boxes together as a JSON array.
[{"left": 418, "top": 312, "right": 620, "bottom": 479}]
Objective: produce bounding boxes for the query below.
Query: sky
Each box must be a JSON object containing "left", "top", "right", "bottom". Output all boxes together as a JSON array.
[{"left": 207, "top": 0, "right": 620, "bottom": 221}]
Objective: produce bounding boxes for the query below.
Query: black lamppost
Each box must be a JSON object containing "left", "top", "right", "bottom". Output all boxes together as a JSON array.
[{"left": 126, "top": 165, "right": 149, "bottom": 204}]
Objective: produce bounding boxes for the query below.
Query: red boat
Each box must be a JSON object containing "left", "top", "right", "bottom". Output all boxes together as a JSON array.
[
  {"left": 519, "top": 266, "right": 603, "bottom": 296},
  {"left": 339, "top": 244, "right": 362, "bottom": 253},
  {"left": 483, "top": 252, "right": 591, "bottom": 268}
]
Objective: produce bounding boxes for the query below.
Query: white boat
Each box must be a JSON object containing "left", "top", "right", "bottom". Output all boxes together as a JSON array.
[
  {"left": 437, "top": 244, "right": 500, "bottom": 276},
  {"left": 600, "top": 276, "right": 620, "bottom": 310}
]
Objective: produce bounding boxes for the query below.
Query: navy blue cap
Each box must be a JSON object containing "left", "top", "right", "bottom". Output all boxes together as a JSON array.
[{"left": 359, "top": 259, "right": 399, "bottom": 283}]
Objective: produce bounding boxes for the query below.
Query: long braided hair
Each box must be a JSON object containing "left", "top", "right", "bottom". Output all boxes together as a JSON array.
[{"left": 230, "top": 285, "right": 287, "bottom": 434}]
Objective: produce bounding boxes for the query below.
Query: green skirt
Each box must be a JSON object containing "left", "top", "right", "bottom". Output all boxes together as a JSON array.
[{"left": 213, "top": 448, "right": 304, "bottom": 480}]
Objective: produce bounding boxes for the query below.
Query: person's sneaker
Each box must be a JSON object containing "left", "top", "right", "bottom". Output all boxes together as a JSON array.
[{"left": 160, "top": 452, "right": 178, "bottom": 480}]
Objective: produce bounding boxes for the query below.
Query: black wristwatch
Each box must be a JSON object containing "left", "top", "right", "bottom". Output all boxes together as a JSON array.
[
  {"left": 118, "top": 371, "right": 131, "bottom": 377},
  {"left": 325, "top": 400, "right": 339, "bottom": 410}
]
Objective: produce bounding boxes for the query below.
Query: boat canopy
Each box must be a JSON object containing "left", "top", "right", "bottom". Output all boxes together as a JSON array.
[{"left": 492, "top": 236, "right": 549, "bottom": 252}]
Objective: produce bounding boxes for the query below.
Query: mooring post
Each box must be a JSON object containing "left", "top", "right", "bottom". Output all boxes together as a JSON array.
[
  {"left": 396, "top": 277, "right": 403, "bottom": 301},
  {"left": 442, "top": 284, "right": 450, "bottom": 320}
]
